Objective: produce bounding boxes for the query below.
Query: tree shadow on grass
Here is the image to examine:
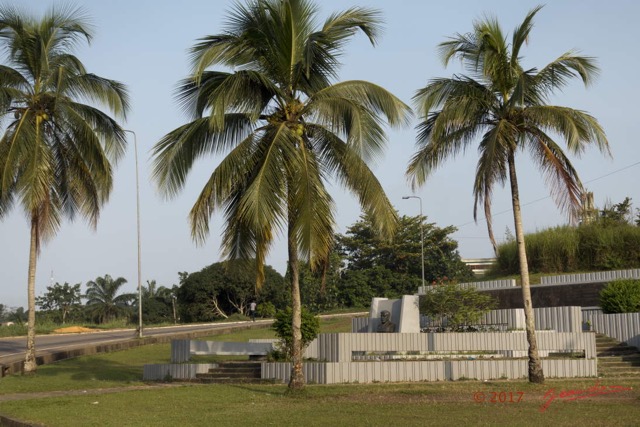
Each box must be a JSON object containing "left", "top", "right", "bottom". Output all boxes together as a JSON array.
[{"left": 34, "top": 356, "right": 143, "bottom": 383}]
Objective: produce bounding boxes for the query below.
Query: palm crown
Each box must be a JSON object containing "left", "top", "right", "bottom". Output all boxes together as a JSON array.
[
  {"left": 407, "top": 5, "right": 608, "bottom": 252},
  {"left": 153, "top": 0, "right": 410, "bottom": 280},
  {"left": 0, "top": 5, "right": 129, "bottom": 241}
]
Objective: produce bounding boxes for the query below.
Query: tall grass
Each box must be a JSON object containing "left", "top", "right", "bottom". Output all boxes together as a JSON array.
[{"left": 492, "top": 223, "right": 640, "bottom": 275}]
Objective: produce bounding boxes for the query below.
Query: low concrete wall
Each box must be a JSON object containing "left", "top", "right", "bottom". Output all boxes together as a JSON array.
[
  {"left": 308, "top": 332, "right": 595, "bottom": 362},
  {"left": 582, "top": 310, "right": 640, "bottom": 350},
  {"left": 262, "top": 359, "right": 597, "bottom": 384},
  {"left": 541, "top": 269, "right": 640, "bottom": 285},
  {"left": 143, "top": 363, "right": 219, "bottom": 381},
  {"left": 171, "top": 340, "right": 274, "bottom": 362}
]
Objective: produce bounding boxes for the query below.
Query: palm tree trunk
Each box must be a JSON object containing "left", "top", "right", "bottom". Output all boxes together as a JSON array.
[
  {"left": 287, "top": 220, "right": 304, "bottom": 390},
  {"left": 24, "top": 217, "right": 38, "bottom": 374},
  {"left": 507, "top": 152, "right": 544, "bottom": 384}
]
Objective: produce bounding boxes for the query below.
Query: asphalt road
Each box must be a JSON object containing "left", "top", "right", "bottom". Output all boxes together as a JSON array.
[{"left": 0, "top": 320, "right": 272, "bottom": 366}]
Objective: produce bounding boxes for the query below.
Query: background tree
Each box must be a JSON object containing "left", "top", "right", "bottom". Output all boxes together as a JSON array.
[
  {"left": 85, "top": 275, "right": 134, "bottom": 324},
  {"left": 152, "top": 0, "right": 409, "bottom": 390},
  {"left": 177, "top": 261, "right": 286, "bottom": 322},
  {"left": 406, "top": 6, "right": 608, "bottom": 383},
  {"left": 420, "top": 283, "right": 497, "bottom": 331},
  {"left": 35, "top": 282, "right": 82, "bottom": 324},
  {"left": 0, "top": 5, "right": 129, "bottom": 372},
  {"left": 338, "top": 213, "right": 472, "bottom": 283},
  {"left": 599, "top": 197, "right": 635, "bottom": 226}
]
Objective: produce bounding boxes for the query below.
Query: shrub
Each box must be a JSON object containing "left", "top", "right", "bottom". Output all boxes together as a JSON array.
[
  {"left": 600, "top": 279, "right": 640, "bottom": 313},
  {"left": 257, "top": 301, "right": 276, "bottom": 318},
  {"left": 419, "top": 283, "right": 497, "bottom": 330},
  {"left": 271, "top": 307, "right": 320, "bottom": 360}
]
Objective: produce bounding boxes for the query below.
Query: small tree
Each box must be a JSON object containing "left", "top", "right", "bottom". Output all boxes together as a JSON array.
[
  {"left": 600, "top": 279, "right": 640, "bottom": 314},
  {"left": 271, "top": 307, "right": 320, "bottom": 361},
  {"left": 36, "top": 282, "right": 82, "bottom": 324},
  {"left": 420, "top": 283, "right": 497, "bottom": 331}
]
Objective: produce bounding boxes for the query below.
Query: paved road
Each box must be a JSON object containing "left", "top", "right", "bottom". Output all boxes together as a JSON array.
[{"left": 0, "top": 320, "right": 272, "bottom": 366}]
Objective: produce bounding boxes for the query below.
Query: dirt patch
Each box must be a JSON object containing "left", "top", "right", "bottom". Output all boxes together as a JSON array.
[{"left": 53, "top": 326, "right": 98, "bottom": 334}]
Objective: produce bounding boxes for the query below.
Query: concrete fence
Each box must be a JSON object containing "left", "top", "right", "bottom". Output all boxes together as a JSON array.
[
  {"left": 303, "top": 331, "right": 595, "bottom": 362},
  {"left": 262, "top": 359, "right": 597, "bottom": 384},
  {"left": 582, "top": 310, "right": 640, "bottom": 350},
  {"left": 534, "top": 306, "right": 583, "bottom": 332},
  {"left": 417, "top": 279, "right": 516, "bottom": 295},
  {"left": 541, "top": 269, "right": 640, "bottom": 285},
  {"left": 357, "top": 306, "right": 582, "bottom": 333}
]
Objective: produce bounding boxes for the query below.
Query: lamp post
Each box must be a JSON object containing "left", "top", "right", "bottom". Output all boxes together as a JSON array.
[
  {"left": 124, "top": 129, "right": 143, "bottom": 338},
  {"left": 402, "top": 196, "right": 425, "bottom": 291}
]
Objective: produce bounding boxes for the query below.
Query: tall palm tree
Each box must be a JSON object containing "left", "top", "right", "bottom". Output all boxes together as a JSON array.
[
  {"left": 0, "top": 5, "right": 129, "bottom": 373},
  {"left": 406, "top": 6, "right": 609, "bottom": 383},
  {"left": 85, "top": 275, "right": 134, "bottom": 324},
  {"left": 152, "top": 0, "right": 409, "bottom": 390}
]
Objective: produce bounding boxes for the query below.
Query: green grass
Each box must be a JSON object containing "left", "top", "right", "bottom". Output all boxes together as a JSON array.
[
  {"left": 1, "top": 315, "right": 639, "bottom": 426},
  {"left": 0, "top": 317, "right": 354, "bottom": 395},
  {"left": 1, "top": 380, "right": 639, "bottom": 426}
]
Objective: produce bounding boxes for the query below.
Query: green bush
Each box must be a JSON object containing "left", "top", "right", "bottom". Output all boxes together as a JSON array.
[
  {"left": 271, "top": 307, "right": 320, "bottom": 360},
  {"left": 419, "top": 283, "right": 497, "bottom": 330},
  {"left": 600, "top": 279, "right": 640, "bottom": 313},
  {"left": 492, "top": 223, "right": 640, "bottom": 275},
  {"left": 257, "top": 301, "right": 276, "bottom": 318}
]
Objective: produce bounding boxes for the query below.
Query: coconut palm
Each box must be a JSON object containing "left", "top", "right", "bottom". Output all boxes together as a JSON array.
[
  {"left": 85, "top": 275, "right": 134, "bottom": 324},
  {"left": 0, "top": 5, "right": 129, "bottom": 372},
  {"left": 406, "top": 6, "right": 609, "bottom": 383},
  {"left": 152, "top": 0, "right": 409, "bottom": 389}
]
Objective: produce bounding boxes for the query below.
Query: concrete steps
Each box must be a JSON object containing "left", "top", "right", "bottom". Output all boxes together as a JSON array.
[
  {"left": 195, "top": 361, "right": 276, "bottom": 384},
  {"left": 596, "top": 334, "right": 640, "bottom": 377}
]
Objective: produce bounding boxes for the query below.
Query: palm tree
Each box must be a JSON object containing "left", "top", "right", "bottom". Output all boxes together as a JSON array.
[
  {"left": 85, "top": 275, "right": 134, "bottom": 324},
  {"left": 406, "top": 6, "right": 609, "bottom": 383},
  {"left": 152, "top": 0, "right": 409, "bottom": 390},
  {"left": 0, "top": 5, "right": 129, "bottom": 373}
]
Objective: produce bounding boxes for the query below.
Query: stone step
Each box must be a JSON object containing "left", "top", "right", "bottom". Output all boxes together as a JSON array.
[
  {"left": 194, "top": 361, "right": 264, "bottom": 384},
  {"left": 598, "top": 370, "right": 640, "bottom": 377},
  {"left": 598, "top": 361, "right": 640, "bottom": 368},
  {"left": 598, "top": 354, "right": 640, "bottom": 362},
  {"left": 198, "top": 377, "right": 277, "bottom": 384}
]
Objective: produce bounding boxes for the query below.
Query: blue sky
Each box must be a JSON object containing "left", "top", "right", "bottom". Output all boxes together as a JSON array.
[{"left": 1, "top": 0, "right": 639, "bottom": 308}]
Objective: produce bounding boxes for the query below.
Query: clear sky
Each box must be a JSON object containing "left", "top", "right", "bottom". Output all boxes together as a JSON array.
[{"left": 1, "top": 0, "right": 639, "bottom": 308}]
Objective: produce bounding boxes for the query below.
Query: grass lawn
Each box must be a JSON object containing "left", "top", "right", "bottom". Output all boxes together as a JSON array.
[
  {"left": 1, "top": 316, "right": 639, "bottom": 426},
  {"left": 1, "top": 380, "right": 638, "bottom": 426}
]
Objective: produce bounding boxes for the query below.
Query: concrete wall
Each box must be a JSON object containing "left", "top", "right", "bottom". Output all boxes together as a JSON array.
[
  {"left": 143, "top": 363, "right": 218, "bottom": 381},
  {"left": 541, "top": 269, "right": 640, "bottom": 285},
  {"left": 308, "top": 332, "right": 594, "bottom": 363},
  {"left": 582, "top": 310, "right": 640, "bottom": 350},
  {"left": 262, "top": 359, "right": 597, "bottom": 384},
  {"left": 481, "top": 282, "right": 608, "bottom": 309},
  {"left": 534, "top": 306, "right": 583, "bottom": 332}
]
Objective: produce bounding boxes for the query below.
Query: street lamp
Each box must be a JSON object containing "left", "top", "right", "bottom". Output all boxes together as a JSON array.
[
  {"left": 402, "top": 196, "right": 425, "bottom": 291},
  {"left": 124, "top": 129, "right": 143, "bottom": 338}
]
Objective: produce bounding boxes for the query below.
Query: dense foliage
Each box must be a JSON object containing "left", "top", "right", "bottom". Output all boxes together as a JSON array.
[
  {"left": 333, "top": 213, "right": 472, "bottom": 307},
  {"left": 493, "top": 200, "right": 640, "bottom": 275},
  {"left": 35, "top": 282, "right": 82, "bottom": 324},
  {"left": 271, "top": 306, "right": 320, "bottom": 360},
  {"left": 177, "top": 260, "right": 287, "bottom": 322},
  {"left": 419, "top": 283, "right": 497, "bottom": 330},
  {"left": 600, "top": 279, "right": 640, "bottom": 314}
]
